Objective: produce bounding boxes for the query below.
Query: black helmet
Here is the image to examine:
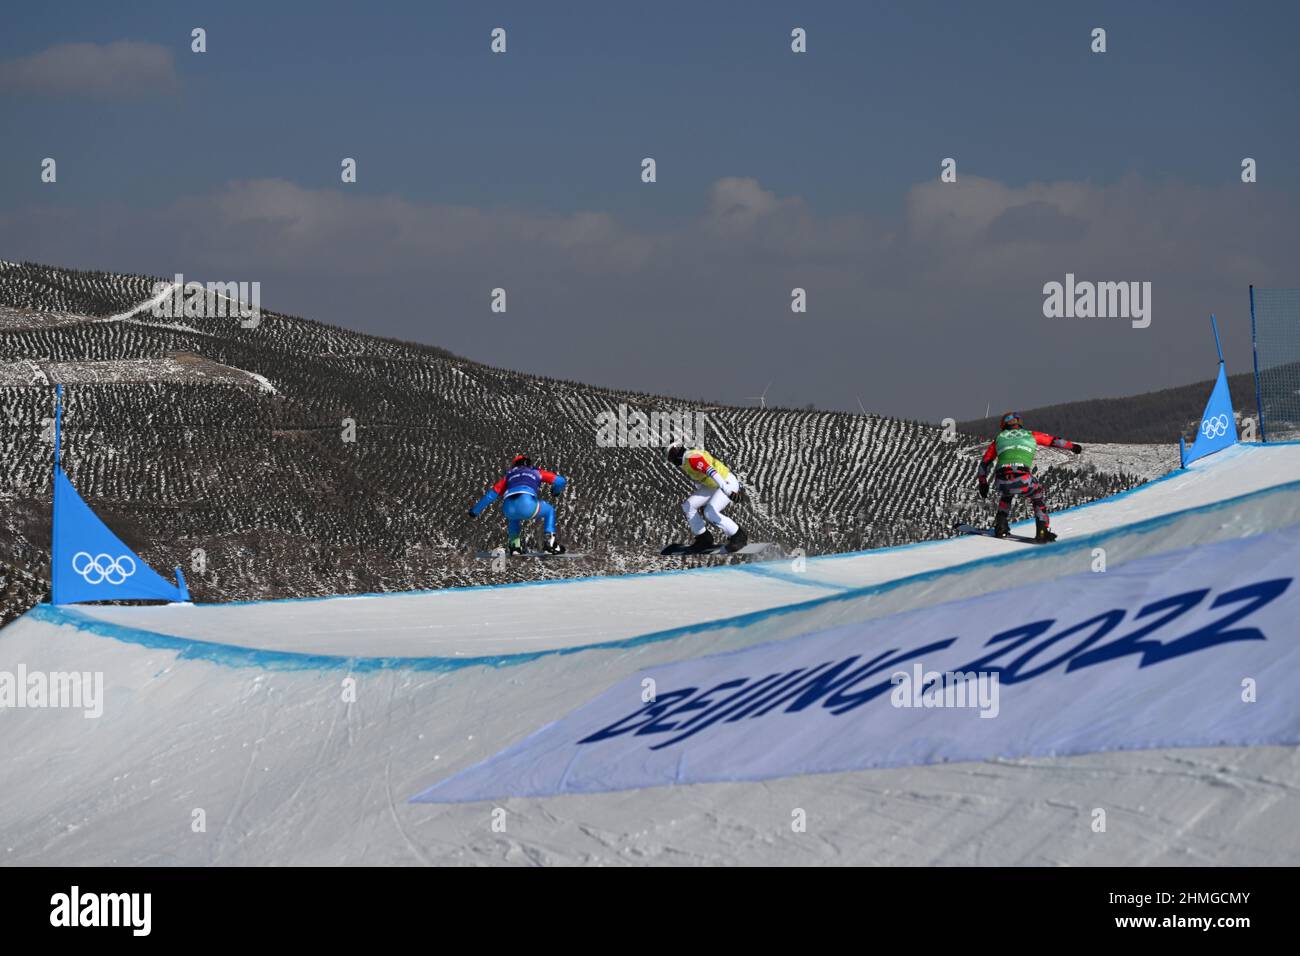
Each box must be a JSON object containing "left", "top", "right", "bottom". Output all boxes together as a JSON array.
[
  {"left": 667, "top": 442, "right": 685, "bottom": 465},
  {"left": 1000, "top": 412, "right": 1023, "bottom": 430}
]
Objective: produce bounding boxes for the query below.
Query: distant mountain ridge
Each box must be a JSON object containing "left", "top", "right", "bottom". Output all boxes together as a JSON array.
[{"left": 957, "top": 372, "right": 1261, "bottom": 445}]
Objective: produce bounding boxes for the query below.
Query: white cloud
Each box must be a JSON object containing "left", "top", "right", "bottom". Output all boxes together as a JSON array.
[
  {"left": 0, "top": 41, "right": 179, "bottom": 98},
  {"left": 902, "top": 174, "right": 1284, "bottom": 287},
  {"left": 4, "top": 173, "right": 1292, "bottom": 297},
  {"left": 161, "top": 179, "right": 657, "bottom": 276}
]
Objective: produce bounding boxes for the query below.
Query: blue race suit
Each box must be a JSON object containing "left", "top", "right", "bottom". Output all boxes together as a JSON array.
[{"left": 469, "top": 465, "right": 567, "bottom": 540}]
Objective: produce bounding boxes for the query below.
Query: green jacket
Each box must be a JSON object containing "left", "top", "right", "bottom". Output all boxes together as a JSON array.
[
  {"left": 995, "top": 428, "right": 1040, "bottom": 467},
  {"left": 978, "top": 427, "right": 1073, "bottom": 481}
]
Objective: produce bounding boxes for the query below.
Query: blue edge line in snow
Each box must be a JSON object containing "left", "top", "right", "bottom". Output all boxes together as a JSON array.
[{"left": 21, "top": 444, "right": 1300, "bottom": 674}]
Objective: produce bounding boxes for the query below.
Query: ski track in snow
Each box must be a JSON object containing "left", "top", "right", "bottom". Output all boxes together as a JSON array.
[{"left": 89, "top": 282, "right": 180, "bottom": 323}]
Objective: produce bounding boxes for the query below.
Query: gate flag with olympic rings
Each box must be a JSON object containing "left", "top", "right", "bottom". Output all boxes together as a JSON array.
[
  {"left": 51, "top": 467, "right": 189, "bottom": 605},
  {"left": 49, "top": 384, "right": 188, "bottom": 606},
  {"left": 1180, "top": 315, "right": 1239, "bottom": 468}
]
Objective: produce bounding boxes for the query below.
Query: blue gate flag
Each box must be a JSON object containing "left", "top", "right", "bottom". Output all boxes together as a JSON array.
[
  {"left": 52, "top": 469, "right": 190, "bottom": 604},
  {"left": 1181, "top": 362, "right": 1238, "bottom": 467},
  {"left": 1180, "top": 314, "right": 1238, "bottom": 468},
  {"left": 50, "top": 385, "right": 189, "bottom": 605}
]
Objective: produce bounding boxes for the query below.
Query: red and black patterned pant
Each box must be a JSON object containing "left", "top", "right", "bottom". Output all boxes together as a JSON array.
[{"left": 994, "top": 466, "right": 1049, "bottom": 525}]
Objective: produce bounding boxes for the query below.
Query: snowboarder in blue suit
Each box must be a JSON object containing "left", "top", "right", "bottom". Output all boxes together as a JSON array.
[{"left": 468, "top": 454, "right": 568, "bottom": 554}]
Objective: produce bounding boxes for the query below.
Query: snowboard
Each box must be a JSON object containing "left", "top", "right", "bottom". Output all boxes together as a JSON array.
[
  {"left": 660, "top": 541, "right": 776, "bottom": 557},
  {"left": 475, "top": 549, "right": 587, "bottom": 559},
  {"left": 954, "top": 523, "right": 1053, "bottom": 545}
]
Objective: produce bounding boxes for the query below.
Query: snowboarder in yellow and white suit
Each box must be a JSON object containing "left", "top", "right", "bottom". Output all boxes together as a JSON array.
[{"left": 667, "top": 441, "right": 748, "bottom": 553}]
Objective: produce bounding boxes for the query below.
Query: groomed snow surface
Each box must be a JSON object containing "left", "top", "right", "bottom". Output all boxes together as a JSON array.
[{"left": 2, "top": 442, "right": 1299, "bottom": 865}]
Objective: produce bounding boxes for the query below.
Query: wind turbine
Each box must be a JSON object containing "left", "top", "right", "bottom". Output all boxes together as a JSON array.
[{"left": 746, "top": 381, "right": 772, "bottom": 409}]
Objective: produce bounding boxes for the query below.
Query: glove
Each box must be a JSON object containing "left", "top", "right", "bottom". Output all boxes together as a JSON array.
[
  {"left": 978, "top": 481, "right": 989, "bottom": 499},
  {"left": 466, "top": 508, "right": 478, "bottom": 519},
  {"left": 1071, "top": 443, "right": 1083, "bottom": 455},
  {"left": 731, "top": 487, "right": 746, "bottom": 504}
]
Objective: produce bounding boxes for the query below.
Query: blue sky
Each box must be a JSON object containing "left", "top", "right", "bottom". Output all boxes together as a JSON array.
[{"left": 2, "top": 1, "right": 1298, "bottom": 419}]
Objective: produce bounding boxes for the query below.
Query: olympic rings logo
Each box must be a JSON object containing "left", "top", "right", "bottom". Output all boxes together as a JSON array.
[
  {"left": 71, "top": 551, "right": 137, "bottom": 586},
  {"left": 1200, "top": 414, "right": 1231, "bottom": 439}
]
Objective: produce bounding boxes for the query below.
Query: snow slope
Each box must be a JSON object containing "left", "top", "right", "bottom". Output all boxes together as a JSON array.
[{"left": 1, "top": 443, "right": 1298, "bottom": 865}]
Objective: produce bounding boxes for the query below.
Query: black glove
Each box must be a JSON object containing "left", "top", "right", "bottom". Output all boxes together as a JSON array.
[
  {"left": 1071, "top": 443, "right": 1083, "bottom": 455},
  {"left": 731, "top": 487, "right": 746, "bottom": 504},
  {"left": 466, "top": 508, "right": 477, "bottom": 519},
  {"left": 978, "top": 481, "right": 989, "bottom": 499}
]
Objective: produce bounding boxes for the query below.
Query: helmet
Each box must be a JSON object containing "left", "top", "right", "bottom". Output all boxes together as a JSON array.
[
  {"left": 511, "top": 453, "right": 531, "bottom": 467},
  {"left": 1000, "top": 412, "right": 1023, "bottom": 430},
  {"left": 667, "top": 442, "right": 685, "bottom": 465}
]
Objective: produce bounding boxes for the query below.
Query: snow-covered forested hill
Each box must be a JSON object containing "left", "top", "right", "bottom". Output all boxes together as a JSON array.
[{"left": 0, "top": 261, "right": 1157, "bottom": 624}]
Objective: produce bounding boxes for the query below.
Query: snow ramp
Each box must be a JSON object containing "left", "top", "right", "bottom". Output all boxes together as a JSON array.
[{"left": 2, "top": 443, "right": 1299, "bottom": 865}]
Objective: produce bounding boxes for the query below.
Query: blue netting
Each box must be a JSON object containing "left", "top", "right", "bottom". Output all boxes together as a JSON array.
[{"left": 1252, "top": 287, "right": 1300, "bottom": 441}]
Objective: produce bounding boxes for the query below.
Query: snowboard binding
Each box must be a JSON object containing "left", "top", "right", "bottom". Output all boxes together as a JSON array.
[
  {"left": 724, "top": 527, "right": 749, "bottom": 553},
  {"left": 685, "top": 531, "right": 716, "bottom": 553}
]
